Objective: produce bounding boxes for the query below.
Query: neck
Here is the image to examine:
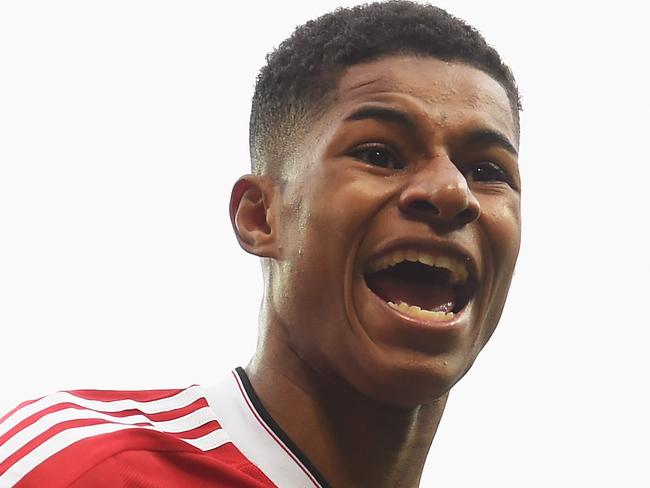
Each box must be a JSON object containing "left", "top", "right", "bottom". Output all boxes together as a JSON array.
[{"left": 246, "top": 319, "right": 447, "bottom": 488}]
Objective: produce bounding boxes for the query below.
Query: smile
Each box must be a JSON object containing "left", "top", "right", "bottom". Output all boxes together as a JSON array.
[{"left": 364, "top": 248, "right": 475, "bottom": 323}]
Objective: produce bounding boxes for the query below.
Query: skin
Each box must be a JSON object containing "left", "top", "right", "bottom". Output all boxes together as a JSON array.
[{"left": 230, "top": 55, "right": 521, "bottom": 487}]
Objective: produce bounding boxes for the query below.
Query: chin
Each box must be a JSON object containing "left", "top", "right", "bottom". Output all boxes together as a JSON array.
[{"left": 338, "top": 343, "right": 475, "bottom": 408}]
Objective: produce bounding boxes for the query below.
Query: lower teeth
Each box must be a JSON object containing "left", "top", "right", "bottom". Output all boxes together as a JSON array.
[{"left": 387, "top": 301, "right": 454, "bottom": 321}]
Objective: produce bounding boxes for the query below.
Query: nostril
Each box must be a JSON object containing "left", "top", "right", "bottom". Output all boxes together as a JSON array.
[
  {"left": 410, "top": 200, "right": 439, "bottom": 215},
  {"left": 457, "top": 207, "right": 478, "bottom": 223}
]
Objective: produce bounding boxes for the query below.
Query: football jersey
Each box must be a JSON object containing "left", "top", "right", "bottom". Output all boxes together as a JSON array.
[{"left": 0, "top": 368, "right": 330, "bottom": 488}]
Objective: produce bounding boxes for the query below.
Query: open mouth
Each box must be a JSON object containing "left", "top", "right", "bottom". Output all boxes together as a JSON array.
[{"left": 364, "top": 249, "right": 474, "bottom": 322}]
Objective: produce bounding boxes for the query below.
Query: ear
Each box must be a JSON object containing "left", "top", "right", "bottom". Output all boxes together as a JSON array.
[{"left": 229, "top": 175, "right": 279, "bottom": 258}]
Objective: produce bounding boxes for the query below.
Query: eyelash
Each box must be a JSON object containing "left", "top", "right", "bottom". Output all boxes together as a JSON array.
[
  {"left": 466, "top": 161, "right": 510, "bottom": 185},
  {"left": 348, "top": 143, "right": 512, "bottom": 186},
  {"left": 348, "top": 143, "right": 405, "bottom": 170}
]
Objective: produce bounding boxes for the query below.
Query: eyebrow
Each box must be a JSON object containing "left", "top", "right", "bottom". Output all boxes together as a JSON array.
[
  {"left": 344, "top": 105, "right": 518, "bottom": 157},
  {"left": 344, "top": 106, "right": 418, "bottom": 131},
  {"left": 461, "top": 128, "right": 518, "bottom": 157}
]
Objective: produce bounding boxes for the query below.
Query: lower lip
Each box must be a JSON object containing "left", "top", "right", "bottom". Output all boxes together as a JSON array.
[{"left": 367, "top": 285, "right": 472, "bottom": 331}]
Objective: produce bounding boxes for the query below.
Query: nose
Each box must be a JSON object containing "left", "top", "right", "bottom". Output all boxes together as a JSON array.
[{"left": 398, "top": 159, "right": 480, "bottom": 228}]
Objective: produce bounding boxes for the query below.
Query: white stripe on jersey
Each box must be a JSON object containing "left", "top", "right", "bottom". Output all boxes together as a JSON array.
[
  {"left": 0, "top": 422, "right": 230, "bottom": 486},
  {"left": 183, "top": 428, "right": 230, "bottom": 451},
  {"left": 0, "top": 405, "right": 218, "bottom": 465},
  {"left": 0, "top": 385, "right": 205, "bottom": 438},
  {"left": 204, "top": 371, "right": 323, "bottom": 488}
]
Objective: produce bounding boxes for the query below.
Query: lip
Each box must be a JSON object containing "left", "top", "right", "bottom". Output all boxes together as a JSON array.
[{"left": 365, "top": 284, "right": 475, "bottom": 330}]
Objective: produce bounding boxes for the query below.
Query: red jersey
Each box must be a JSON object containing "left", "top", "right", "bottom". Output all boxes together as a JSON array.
[{"left": 0, "top": 368, "right": 329, "bottom": 488}]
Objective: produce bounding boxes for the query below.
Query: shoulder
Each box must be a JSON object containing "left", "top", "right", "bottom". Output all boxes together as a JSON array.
[{"left": 0, "top": 385, "right": 275, "bottom": 487}]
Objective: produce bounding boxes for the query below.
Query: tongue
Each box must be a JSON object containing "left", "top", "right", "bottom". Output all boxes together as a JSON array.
[{"left": 365, "top": 271, "right": 456, "bottom": 313}]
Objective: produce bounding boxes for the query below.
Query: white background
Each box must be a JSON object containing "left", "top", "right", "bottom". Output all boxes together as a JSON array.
[{"left": 1, "top": 1, "right": 648, "bottom": 486}]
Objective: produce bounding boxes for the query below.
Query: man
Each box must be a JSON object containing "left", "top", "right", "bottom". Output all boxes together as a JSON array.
[{"left": 0, "top": 1, "right": 521, "bottom": 486}]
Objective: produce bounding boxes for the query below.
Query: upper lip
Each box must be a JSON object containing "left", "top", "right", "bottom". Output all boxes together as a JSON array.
[{"left": 362, "top": 237, "right": 479, "bottom": 284}]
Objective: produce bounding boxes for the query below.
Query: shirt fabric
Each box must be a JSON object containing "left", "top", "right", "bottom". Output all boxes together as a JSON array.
[{"left": 0, "top": 368, "right": 330, "bottom": 488}]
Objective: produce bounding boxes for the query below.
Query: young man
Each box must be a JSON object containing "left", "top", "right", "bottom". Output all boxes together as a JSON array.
[{"left": 0, "top": 2, "right": 521, "bottom": 486}]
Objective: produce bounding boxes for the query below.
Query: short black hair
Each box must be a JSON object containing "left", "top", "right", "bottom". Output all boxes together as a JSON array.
[{"left": 250, "top": 0, "right": 521, "bottom": 176}]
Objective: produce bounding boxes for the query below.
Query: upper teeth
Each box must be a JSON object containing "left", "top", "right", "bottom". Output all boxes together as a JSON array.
[{"left": 367, "top": 249, "right": 469, "bottom": 284}]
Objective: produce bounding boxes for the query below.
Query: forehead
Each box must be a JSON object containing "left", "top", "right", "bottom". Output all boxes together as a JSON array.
[{"left": 331, "top": 55, "right": 517, "bottom": 144}]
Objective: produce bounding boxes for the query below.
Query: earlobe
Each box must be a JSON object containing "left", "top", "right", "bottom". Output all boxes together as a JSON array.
[{"left": 229, "top": 175, "right": 279, "bottom": 258}]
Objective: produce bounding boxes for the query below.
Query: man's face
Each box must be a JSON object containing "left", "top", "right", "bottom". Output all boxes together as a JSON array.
[{"left": 269, "top": 56, "right": 520, "bottom": 406}]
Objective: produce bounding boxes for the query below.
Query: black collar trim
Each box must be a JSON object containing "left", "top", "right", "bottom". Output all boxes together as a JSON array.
[{"left": 234, "top": 367, "right": 332, "bottom": 488}]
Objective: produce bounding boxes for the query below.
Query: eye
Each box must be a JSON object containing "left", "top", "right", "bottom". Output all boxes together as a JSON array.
[
  {"left": 348, "top": 143, "right": 405, "bottom": 170},
  {"left": 466, "top": 161, "right": 509, "bottom": 184}
]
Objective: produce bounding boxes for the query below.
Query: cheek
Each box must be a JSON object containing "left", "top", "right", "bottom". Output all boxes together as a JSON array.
[
  {"left": 480, "top": 195, "right": 521, "bottom": 266},
  {"left": 272, "top": 170, "right": 396, "bottom": 351},
  {"left": 291, "top": 167, "right": 396, "bottom": 253},
  {"left": 475, "top": 196, "right": 520, "bottom": 342}
]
